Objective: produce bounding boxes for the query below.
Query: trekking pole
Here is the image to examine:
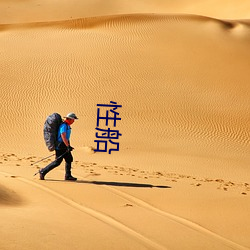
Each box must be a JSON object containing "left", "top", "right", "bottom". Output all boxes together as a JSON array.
[
  {"left": 33, "top": 151, "right": 69, "bottom": 176},
  {"left": 31, "top": 153, "right": 55, "bottom": 166}
]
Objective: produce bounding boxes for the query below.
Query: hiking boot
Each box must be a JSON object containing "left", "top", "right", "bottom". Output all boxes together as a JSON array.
[
  {"left": 65, "top": 175, "right": 77, "bottom": 181},
  {"left": 39, "top": 170, "right": 45, "bottom": 180}
]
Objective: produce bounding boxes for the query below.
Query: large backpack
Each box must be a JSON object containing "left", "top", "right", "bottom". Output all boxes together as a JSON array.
[{"left": 43, "top": 113, "right": 63, "bottom": 151}]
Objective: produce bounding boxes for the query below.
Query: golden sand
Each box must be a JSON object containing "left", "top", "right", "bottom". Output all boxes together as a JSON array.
[{"left": 0, "top": 1, "right": 250, "bottom": 249}]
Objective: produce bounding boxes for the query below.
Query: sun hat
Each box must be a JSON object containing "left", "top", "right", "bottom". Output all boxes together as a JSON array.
[{"left": 64, "top": 112, "right": 78, "bottom": 120}]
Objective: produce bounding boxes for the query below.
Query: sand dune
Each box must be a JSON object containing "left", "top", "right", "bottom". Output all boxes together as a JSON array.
[
  {"left": 1, "top": 0, "right": 250, "bottom": 24},
  {"left": 1, "top": 14, "right": 250, "bottom": 179},
  {"left": 0, "top": 4, "right": 250, "bottom": 250}
]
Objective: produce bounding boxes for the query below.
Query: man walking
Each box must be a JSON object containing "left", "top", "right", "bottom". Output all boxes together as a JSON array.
[{"left": 39, "top": 112, "right": 78, "bottom": 181}]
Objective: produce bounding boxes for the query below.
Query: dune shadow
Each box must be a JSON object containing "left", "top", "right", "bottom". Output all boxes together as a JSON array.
[{"left": 0, "top": 185, "right": 23, "bottom": 206}]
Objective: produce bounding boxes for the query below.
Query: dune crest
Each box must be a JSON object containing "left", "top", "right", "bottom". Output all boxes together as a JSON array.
[{"left": 1, "top": 13, "right": 250, "bottom": 30}]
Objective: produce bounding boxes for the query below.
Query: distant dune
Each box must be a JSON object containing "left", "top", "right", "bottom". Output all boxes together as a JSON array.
[{"left": 1, "top": 0, "right": 250, "bottom": 24}]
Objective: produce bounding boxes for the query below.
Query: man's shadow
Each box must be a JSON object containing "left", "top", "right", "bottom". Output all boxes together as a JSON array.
[
  {"left": 46, "top": 179, "right": 171, "bottom": 189},
  {"left": 46, "top": 178, "right": 170, "bottom": 188},
  {"left": 76, "top": 180, "right": 171, "bottom": 189}
]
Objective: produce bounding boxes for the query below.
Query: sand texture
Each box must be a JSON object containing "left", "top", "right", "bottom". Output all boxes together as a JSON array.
[{"left": 1, "top": 1, "right": 250, "bottom": 250}]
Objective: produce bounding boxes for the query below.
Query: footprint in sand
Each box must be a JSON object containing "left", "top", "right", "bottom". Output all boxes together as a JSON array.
[{"left": 123, "top": 203, "right": 133, "bottom": 207}]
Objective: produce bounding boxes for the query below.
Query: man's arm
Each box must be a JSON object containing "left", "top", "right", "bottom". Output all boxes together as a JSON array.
[{"left": 61, "top": 132, "right": 69, "bottom": 147}]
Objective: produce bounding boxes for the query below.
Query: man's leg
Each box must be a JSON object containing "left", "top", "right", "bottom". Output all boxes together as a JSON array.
[
  {"left": 64, "top": 152, "right": 77, "bottom": 181},
  {"left": 39, "top": 150, "right": 64, "bottom": 179}
]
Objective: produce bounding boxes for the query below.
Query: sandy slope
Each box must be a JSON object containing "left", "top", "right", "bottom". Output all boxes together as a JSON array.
[{"left": 0, "top": 4, "right": 250, "bottom": 250}]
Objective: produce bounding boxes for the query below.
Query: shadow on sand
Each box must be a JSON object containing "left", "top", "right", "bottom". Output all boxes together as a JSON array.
[
  {"left": 46, "top": 179, "right": 171, "bottom": 189},
  {"left": 78, "top": 180, "right": 171, "bottom": 189}
]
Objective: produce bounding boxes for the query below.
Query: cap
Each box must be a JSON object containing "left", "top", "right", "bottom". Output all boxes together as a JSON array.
[{"left": 64, "top": 112, "right": 78, "bottom": 120}]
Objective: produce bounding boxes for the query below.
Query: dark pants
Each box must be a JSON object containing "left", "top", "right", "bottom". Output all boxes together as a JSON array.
[{"left": 40, "top": 149, "right": 73, "bottom": 177}]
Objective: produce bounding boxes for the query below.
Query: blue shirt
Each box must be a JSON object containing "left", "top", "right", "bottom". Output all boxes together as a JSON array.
[{"left": 57, "top": 122, "right": 71, "bottom": 143}]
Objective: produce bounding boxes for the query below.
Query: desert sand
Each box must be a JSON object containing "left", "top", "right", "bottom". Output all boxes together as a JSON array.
[{"left": 0, "top": 1, "right": 250, "bottom": 250}]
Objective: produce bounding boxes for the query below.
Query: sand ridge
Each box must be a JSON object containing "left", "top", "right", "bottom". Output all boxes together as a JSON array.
[{"left": 1, "top": 13, "right": 250, "bottom": 30}]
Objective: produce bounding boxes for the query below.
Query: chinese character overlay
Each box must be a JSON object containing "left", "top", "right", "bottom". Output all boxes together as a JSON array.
[{"left": 94, "top": 101, "right": 122, "bottom": 154}]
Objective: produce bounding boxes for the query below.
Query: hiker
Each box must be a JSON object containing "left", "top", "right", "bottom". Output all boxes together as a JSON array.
[{"left": 39, "top": 112, "right": 78, "bottom": 181}]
